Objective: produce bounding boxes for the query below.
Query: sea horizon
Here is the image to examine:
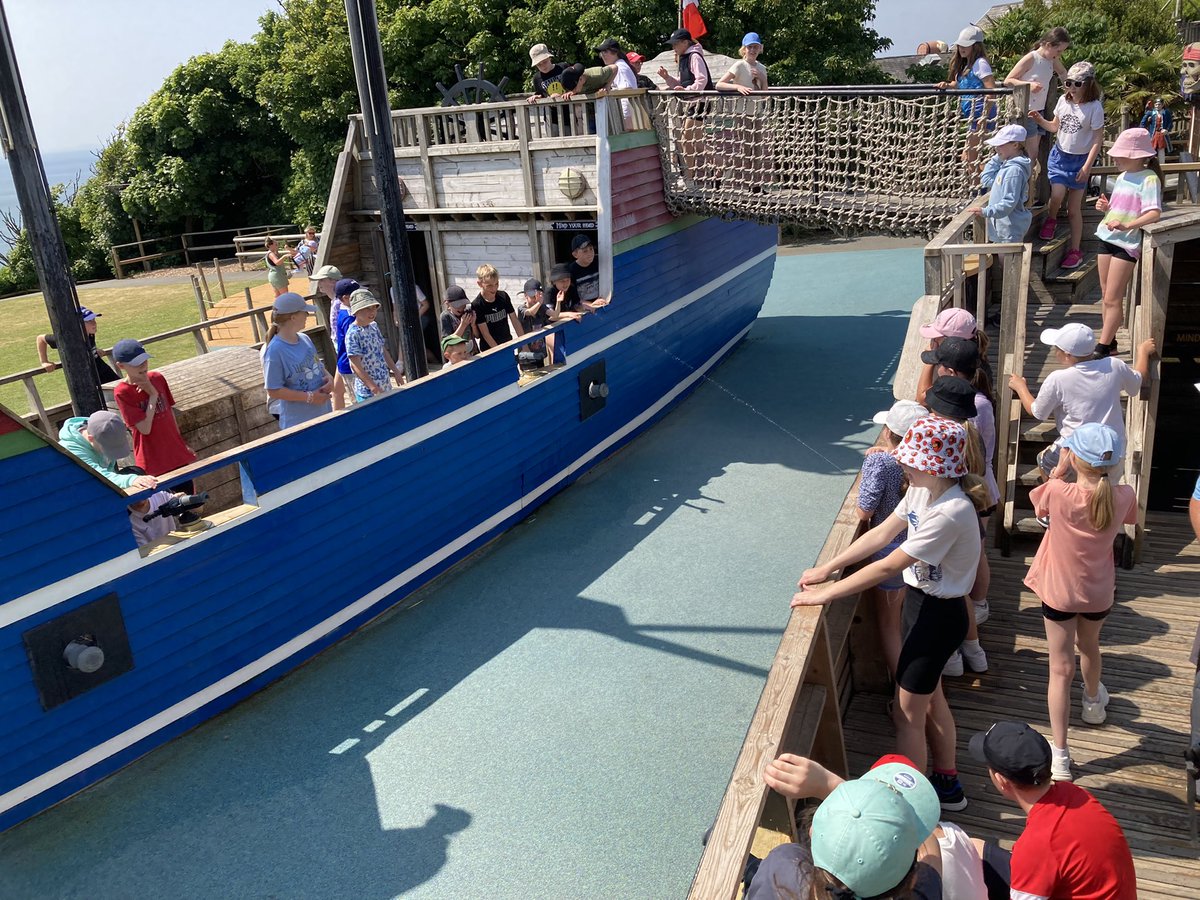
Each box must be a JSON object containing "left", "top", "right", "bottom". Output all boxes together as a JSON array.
[{"left": 0, "top": 147, "right": 99, "bottom": 251}]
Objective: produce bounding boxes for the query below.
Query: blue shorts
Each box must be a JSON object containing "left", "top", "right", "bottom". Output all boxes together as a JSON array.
[
  {"left": 873, "top": 539, "right": 906, "bottom": 592},
  {"left": 1048, "top": 145, "right": 1089, "bottom": 191}
]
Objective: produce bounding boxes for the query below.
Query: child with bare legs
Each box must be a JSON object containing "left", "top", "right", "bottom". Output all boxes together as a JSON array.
[{"left": 794, "top": 417, "right": 990, "bottom": 810}]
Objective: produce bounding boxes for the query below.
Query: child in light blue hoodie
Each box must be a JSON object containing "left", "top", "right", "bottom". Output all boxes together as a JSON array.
[{"left": 968, "top": 123, "right": 1033, "bottom": 243}]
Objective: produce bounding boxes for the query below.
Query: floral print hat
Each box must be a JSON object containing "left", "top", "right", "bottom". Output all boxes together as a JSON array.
[{"left": 892, "top": 416, "right": 968, "bottom": 478}]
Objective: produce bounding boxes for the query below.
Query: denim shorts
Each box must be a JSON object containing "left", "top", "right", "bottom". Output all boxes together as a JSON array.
[{"left": 1048, "top": 145, "right": 1089, "bottom": 191}]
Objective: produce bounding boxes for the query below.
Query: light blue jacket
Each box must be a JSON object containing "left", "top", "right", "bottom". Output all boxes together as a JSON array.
[
  {"left": 979, "top": 154, "right": 1032, "bottom": 243},
  {"left": 59, "top": 416, "right": 138, "bottom": 489}
]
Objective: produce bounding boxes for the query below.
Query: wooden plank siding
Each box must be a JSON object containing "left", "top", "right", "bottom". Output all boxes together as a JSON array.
[{"left": 611, "top": 143, "right": 674, "bottom": 246}]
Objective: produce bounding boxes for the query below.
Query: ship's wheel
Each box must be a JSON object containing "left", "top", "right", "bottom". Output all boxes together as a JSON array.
[
  {"left": 436, "top": 63, "right": 510, "bottom": 107},
  {"left": 435, "top": 63, "right": 513, "bottom": 142}
]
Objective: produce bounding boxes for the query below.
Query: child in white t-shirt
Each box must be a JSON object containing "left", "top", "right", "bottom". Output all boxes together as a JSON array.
[
  {"left": 1008, "top": 322, "right": 1155, "bottom": 476},
  {"left": 1003, "top": 26, "right": 1070, "bottom": 163},
  {"left": 792, "top": 417, "right": 990, "bottom": 809},
  {"left": 1030, "top": 60, "right": 1104, "bottom": 269}
]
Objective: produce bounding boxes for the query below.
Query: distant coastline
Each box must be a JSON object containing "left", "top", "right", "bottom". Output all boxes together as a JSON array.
[{"left": 0, "top": 147, "right": 98, "bottom": 251}]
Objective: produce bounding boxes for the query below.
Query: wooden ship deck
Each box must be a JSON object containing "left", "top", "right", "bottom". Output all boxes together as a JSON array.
[{"left": 692, "top": 204, "right": 1200, "bottom": 898}]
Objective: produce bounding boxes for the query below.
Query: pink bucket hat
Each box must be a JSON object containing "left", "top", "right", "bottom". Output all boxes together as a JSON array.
[
  {"left": 1109, "top": 127, "right": 1156, "bottom": 159},
  {"left": 893, "top": 416, "right": 968, "bottom": 478},
  {"left": 919, "top": 308, "right": 977, "bottom": 340}
]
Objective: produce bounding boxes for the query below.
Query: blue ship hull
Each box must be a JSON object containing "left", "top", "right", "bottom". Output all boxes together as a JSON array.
[{"left": 0, "top": 215, "right": 776, "bottom": 830}]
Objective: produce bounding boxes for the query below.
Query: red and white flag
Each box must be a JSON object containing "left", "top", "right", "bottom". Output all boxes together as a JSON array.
[{"left": 682, "top": 0, "right": 707, "bottom": 40}]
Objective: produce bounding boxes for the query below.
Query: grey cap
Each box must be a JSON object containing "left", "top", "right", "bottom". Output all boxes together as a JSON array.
[
  {"left": 273, "top": 292, "right": 316, "bottom": 315},
  {"left": 310, "top": 264, "right": 342, "bottom": 281},
  {"left": 86, "top": 410, "right": 133, "bottom": 462}
]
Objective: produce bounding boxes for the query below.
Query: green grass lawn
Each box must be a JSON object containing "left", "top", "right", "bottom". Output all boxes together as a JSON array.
[{"left": 0, "top": 284, "right": 202, "bottom": 415}]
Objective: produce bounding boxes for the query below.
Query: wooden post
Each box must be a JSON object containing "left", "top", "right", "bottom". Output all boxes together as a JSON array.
[
  {"left": 195, "top": 263, "right": 213, "bottom": 306},
  {"left": 132, "top": 217, "right": 150, "bottom": 273},
  {"left": 110, "top": 245, "right": 124, "bottom": 280},
  {"left": 244, "top": 287, "right": 262, "bottom": 343},
  {"left": 180, "top": 232, "right": 190, "bottom": 266},
  {"left": 20, "top": 374, "right": 53, "bottom": 435},
  {"left": 192, "top": 328, "right": 208, "bottom": 355},
  {"left": 0, "top": 6, "right": 104, "bottom": 416},
  {"left": 213, "top": 257, "right": 226, "bottom": 300},
  {"left": 191, "top": 275, "right": 212, "bottom": 341}
]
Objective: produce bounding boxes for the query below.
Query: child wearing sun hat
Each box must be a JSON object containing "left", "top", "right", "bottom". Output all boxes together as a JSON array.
[{"left": 793, "top": 417, "right": 990, "bottom": 810}]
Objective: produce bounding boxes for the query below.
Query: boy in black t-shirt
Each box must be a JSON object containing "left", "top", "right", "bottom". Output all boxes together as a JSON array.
[
  {"left": 35, "top": 306, "right": 119, "bottom": 384},
  {"left": 528, "top": 43, "right": 566, "bottom": 100},
  {"left": 516, "top": 278, "right": 553, "bottom": 373},
  {"left": 439, "top": 284, "right": 479, "bottom": 355},
  {"left": 473, "top": 264, "right": 524, "bottom": 350},
  {"left": 568, "top": 234, "right": 601, "bottom": 302}
]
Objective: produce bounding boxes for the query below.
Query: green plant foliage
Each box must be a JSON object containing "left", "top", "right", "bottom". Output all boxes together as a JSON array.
[
  {"left": 984, "top": 0, "right": 1181, "bottom": 119},
  {"left": 122, "top": 43, "right": 291, "bottom": 232},
  {"left": 0, "top": 183, "right": 110, "bottom": 294}
]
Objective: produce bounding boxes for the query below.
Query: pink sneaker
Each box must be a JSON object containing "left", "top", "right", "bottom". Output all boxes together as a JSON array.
[
  {"left": 1061, "top": 249, "right": 1083, "bottom": 269},
  {"left": 1038, "top": 217, "right": 1058, "bottom": 241}
]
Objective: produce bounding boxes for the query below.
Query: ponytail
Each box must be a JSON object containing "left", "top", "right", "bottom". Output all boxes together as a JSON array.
[
  {"left": 959, "top": 473, "right": 991, "bottom": 512},
  {"left": 974, "top": 327, "right": 991, "bottom": 362},
  {"left": 964, "top": 421, "right": 986, "bottom": 478},
  {"left": 264, "top": 310, "right": 297, "bottom": 348},
  {"left": 1077, "top": 459, "right": 1116, "bottom": 530}
]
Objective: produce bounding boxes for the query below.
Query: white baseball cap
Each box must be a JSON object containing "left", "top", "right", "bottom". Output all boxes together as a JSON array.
[
  {"left": 1040, "top": 322, "right": 1097, "bottom": 357},
  {"left": 873, "top": 400, "right": 928, "bottom": 438},
  {"left": 953, "top": 25, "right": 985, "bottom": 48},
  {"left": 986, "top": 123, "right": 1028, "bottom": 146}
]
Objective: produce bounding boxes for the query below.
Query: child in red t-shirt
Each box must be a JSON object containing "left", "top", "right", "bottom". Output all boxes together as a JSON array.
[{"left": 113, "top": 339, "right": 197, "bottom": 483}]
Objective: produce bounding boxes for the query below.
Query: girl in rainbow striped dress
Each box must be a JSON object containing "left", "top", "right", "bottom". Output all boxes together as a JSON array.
[{"left": 1092, "top": 128, "right": 1162, "bottom": 358}]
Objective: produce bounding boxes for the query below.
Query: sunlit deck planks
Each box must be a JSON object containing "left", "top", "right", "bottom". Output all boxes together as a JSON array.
[{"left": 844, "top": 510, "right": 1200, "bottom": 900}]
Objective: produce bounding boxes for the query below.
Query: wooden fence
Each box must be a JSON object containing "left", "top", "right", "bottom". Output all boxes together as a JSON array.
[{"left": 109, "top": 223, "right": 302, "bottom": 279}]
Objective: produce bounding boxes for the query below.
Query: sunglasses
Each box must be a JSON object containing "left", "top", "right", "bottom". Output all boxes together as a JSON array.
[{"left": 1063, "top": 79, "right": 1089, "bottom": 88}]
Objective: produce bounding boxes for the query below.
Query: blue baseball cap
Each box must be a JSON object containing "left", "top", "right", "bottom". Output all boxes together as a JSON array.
[
  {"left": 113, "top": 338, "right": 151, "bottom": 366},
  {"left": 742, "top": 32, "right": 763, "bottom": 47},
  {"left": 273, "top": 292, "right": 316, "bottom": 315},
  {"left": 334, "top": 278, "right": 360, "bottom": 299},
  {"left": 79, "top": 307, "right": 100, "bottom": 322},
  {"left": 1063, "top": 422, "right": 1124, "bottom": 468}
]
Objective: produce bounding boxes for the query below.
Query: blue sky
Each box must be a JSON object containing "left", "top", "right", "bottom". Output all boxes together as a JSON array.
[{"left": 5, "top": 0, "right": 979, "bottom": 153}]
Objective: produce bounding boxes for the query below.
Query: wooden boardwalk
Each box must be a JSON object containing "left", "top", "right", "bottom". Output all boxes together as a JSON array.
[
  {"left": 205, "top": 273, "right": 313, "bottom": 347},
  {"left": 847, "top": 265, "right": 1198, "bottom": 898},
  {"left": 844, "top": 510, "right": 1200, "bottom": 898}
]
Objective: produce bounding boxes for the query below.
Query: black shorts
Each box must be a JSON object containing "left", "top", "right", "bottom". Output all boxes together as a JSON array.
[
  {"left": 981, "top": 841, "right": 1012, "bottom": 900},
  {"left": 1096, "top": 240, "right": 1137, "bottom": 263},
  {"left": 1041, "top": 602, "right": 1111, "bottom": 622},
  {"left": 896, "top": 587, "right": 969, "bottom": 695}
]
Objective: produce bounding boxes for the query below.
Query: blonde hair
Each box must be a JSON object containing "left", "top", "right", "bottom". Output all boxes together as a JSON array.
[
  {"left": 476, "top": 263, "right": 499, "bottom": 281},
  {"left": 1076, "top": 459, "right": 1117, "bottom": 530},
  {"left": 959, "top": 472, "right": 991, "bottom": 512},
  {"left": 264, "top": 310, "right": 302, "bottom": 346}
]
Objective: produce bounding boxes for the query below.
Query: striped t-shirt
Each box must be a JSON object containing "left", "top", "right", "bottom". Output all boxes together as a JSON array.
[{"left": 1095, "top": 168, "right": 1161, "bottom": 258}]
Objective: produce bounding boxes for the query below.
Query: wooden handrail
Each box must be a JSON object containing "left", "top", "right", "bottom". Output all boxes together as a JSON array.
[{"left": 0, "top": 303, "right": 279, "bottom": 388}]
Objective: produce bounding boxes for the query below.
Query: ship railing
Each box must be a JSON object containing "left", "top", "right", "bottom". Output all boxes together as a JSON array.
[
  {"left": 365, "top": 91, "right": 656, "bottom": 158},
  {"left": 0, "top": 300, "right": 285, "bottom": 437},
  {"left": 689, "top": 505, "right": 860, "bottom": 898}
]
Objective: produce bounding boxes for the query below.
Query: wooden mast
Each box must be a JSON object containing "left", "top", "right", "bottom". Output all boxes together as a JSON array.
[{"left": 0, "top": 0, "right": 103, "bottom": 415}]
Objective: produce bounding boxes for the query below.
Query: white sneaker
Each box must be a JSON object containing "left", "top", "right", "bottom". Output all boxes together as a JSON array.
[
  {"left": 973, "top": 599, "right": 990, "bottom": 625},
  {"left": 1081, "top": 682, "right": 1110, "bottom": 725},
  {"left": 942, "top": 650, "right": 964, "bottom": 677},
  {"left": 961, "top": 641, "right": 988, "bottom": 673},
  {"left": 1051, "top": 749, "right": 1073, "bottom": 782}
]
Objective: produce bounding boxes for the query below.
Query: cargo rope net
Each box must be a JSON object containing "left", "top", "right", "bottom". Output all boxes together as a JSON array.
[{"left": 650, "top": 88, "right": 1018, "bottom": 235}]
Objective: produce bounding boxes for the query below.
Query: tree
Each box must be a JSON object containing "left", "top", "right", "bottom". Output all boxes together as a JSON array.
[
  {"left": 122, "top": 42, "right": 293, "bottom": 233},
  {"left": 985, "top": 0, "right": 1180, "bottom": 120},
  {"left": 0, "top": 180, "right": 109, "bottom": 294}
]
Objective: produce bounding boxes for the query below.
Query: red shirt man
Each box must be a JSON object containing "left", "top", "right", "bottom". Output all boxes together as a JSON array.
[
  {"left": 112, "top": 339, "right": 197, "bottom": 477},
  {"left": 970, "top": 721, "right": 1136, "bottom": 900}
]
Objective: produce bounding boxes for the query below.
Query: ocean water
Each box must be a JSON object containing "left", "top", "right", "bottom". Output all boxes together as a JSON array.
[{"left": 0, "top": 147, "right": 97, "bottom": 247}]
